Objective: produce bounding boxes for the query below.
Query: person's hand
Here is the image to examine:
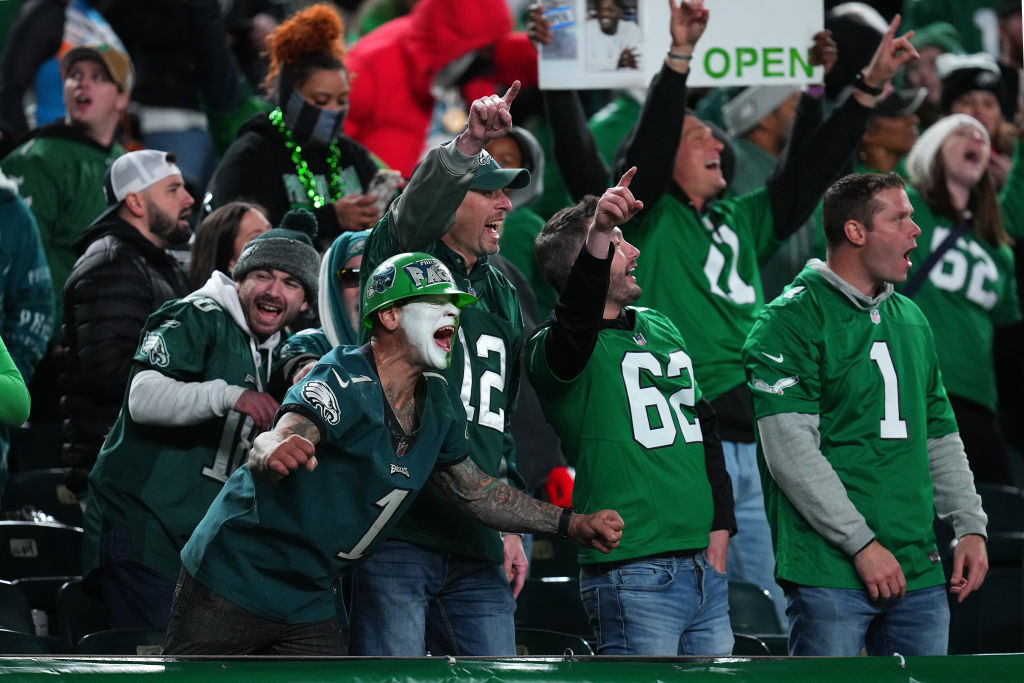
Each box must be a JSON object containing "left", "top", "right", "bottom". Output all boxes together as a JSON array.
[
  {"left": 859, "top": 15, "right": 919, "bottom": 97},
  {"left": 670, "top": 0, "right": 710, "bottom": 52},
  {"left": 291, "top": 360, "right": 317, "bottom": 385},
  {"left": 234, "top": 390, "right": 280, "bottom": 432},
  {"left": 248, "top": 430, "right": 318, "bottom": 480},
  {"left": 809, "top": 29, "right": 838, "bottom": 75},
  {"left": 706, "top": 529, "right": 729, "bottom": 574},
  {"left": 526, "top": 4, "right": 552, "bottom": 46},
  {"left": 333, "top": 193, "right": 382, "bottom": 230},
  {"left": 502, "top": 534, "right": 529, "bottom": 599},
  {"left": 617, "top": 47, "right": 639, "bottom": 69},
  {"left": 988, "top": 150, "right": 1013, "bottom": 188},
  {"left": 853, "top": 540, "right": 906, "bottom": 601},
  {"left": 456, "top": 81, "right": 520, "bottom": 156},
  {"left": 949, "top": 534, "right": 988, "bottom": 603},
  {"left": 569, "top": 509, "right": 624, "bottom": 554},
  {"left": 594, "top": 167, "right": 644, "bottom": 231}
]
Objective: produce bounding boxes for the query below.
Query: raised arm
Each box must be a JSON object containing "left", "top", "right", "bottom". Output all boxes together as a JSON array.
[
  {"left": 613, "top": 0, "right": 709, "bottom": 213},
  {"left": 431, "top": 457, "right": 623, "bottom": 553}
]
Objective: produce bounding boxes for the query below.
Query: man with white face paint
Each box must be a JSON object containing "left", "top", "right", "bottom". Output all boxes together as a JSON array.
[
  {"left": 354, "top": 83, "right": 533, "bottom": 656},
  {"left": 164, "top": 252, "right": 625, "bottom": 656}
]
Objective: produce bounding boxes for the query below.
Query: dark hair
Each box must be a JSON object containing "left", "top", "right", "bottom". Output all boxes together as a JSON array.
[
  {"left": 918, "top": 155, "right": 1012, "bottom": 249},
  {"left": 822, "top": 173, "right": 906, "bottom": 248},
  {"left": 189, "top": 201, "right": 269, "bottom": 290},
  {"left": 535, "top": 196, "right": 599, "bottom": 293},
  {"left": 264, "top": 4, "right": 347, "bottom": 98}
]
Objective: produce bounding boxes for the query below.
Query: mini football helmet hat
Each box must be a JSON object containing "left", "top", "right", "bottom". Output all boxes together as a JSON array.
[{"left": 361, "top": 252, "right": 477, "bottom": 329}]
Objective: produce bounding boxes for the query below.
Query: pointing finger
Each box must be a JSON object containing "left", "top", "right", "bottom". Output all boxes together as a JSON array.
[
  {"left": 502, "top": 80, "right": 521, "bottom": 105},
  {"left": 617, "top": 166, "right": 637, "bottom": 188}
]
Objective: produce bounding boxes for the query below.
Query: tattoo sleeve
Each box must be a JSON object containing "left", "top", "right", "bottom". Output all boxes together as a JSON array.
[
  {"left": 430, "top": 458, "right": 562, "bottom": 534},
  {"left": 277, "top": 411, "right": 323, "bottom": 445}
]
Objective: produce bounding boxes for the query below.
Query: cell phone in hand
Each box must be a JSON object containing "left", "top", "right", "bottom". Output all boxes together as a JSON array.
[{"left": 367, "top": 170, "right": 403, "bottom": 215}]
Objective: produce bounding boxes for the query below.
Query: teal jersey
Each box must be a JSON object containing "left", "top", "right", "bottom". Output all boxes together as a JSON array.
[
  {"left": 84, "top": 293, "right": 270, "bottom": 582},
  {"left": 903, "top": 189, "right": 1020, "bottom": 412},
  {"left": 182, "top": 346, "right": 467, "bottom": 623},
  {"left": 527, "top": 307, "right": 713, "bottom": 565},
  {"left": 362, "top": 221, "right": 524, "bottom": 563},
  {"left": 743, "top": 265, "right": 959, "bottom": 591},
  {"left": 632, "top": 188, "right": 777, "bottom": 401},
  {"left": 279, "top": 327, "right": 332, "bottom": 363}
]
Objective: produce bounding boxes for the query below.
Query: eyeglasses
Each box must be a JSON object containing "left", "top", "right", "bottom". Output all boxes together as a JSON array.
[{"left": 337, "top": 267, "right": 360, "bottom": 287}]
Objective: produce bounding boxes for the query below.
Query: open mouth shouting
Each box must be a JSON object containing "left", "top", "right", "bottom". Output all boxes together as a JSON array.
[
  {"left": 400, "top": 299, "right": 461, "bottom": 370},
  {"left": 434, "top": 324, "right": 456, "bottom": 353}
]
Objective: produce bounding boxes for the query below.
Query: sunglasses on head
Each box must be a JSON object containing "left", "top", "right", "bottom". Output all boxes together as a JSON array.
[{"left": 337, "top": 267, "right": 360, "bottom": 287}]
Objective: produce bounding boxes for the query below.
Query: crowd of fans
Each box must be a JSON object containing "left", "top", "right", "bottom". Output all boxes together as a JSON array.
[{"left": 0, "top": 0, "right": 1020, "bottom": 659}]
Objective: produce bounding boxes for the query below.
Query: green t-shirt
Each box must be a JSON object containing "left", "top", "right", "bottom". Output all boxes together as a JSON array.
[
  {"left": 630, "top": 188, "right": 777, "bottom": 401},
  {"left": 743, "top": 265, "right": 959, "bottom": 591},
  {"left": 83, "top": 293, "right": 269, "bottom": 582},
  {"left": 527, "top": 307, "right": 713, "bottom": 565},
  {"left": 182, "top": 346, "right": 467, "bottom": 623},
  {"left": 498, "top": 206, "right": 557, "bottom": 317},
  {"left": 902, "top": 189, "right": 1020, "bottom": 412}
]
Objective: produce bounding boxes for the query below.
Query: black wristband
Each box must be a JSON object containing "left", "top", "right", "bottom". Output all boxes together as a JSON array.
[
  {"left": 853, "top": 71, "right": 883, "bottom": 96},
  {"left": 558, "top": 507, "right": 573, "bottom": 539}
]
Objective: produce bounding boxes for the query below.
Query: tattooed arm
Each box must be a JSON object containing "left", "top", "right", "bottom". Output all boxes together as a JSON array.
[
  {"left": 431, "top": 458, "right": 624, "bottom": 553},
  {"left": 247, "top": 411, "right": 322, "bottom": 480}
]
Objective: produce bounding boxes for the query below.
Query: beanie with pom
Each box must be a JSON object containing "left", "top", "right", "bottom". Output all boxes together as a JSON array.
[{"left": 232, "top": 208, "right": 321, "bottom": 302}]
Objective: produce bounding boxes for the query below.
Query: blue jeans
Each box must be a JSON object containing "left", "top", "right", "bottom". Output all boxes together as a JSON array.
[
  {"left": 787, "top": 584, "right": 949, "bottom": 656},
  {"left": 724, "top": 439, "right": 787, "bottom": 626},
  {"left": 579, "top": 550, "right": 734, "bottom": 655},
  {"left": 347, "top": 539, "right": 515, "bottom": 655}
]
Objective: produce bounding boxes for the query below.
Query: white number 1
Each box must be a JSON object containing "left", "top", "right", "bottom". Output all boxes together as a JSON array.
[{"left": 869, "top": 341, "right": 907, "bottom": 440}]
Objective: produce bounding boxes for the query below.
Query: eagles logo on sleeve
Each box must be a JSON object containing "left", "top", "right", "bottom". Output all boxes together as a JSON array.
[
  {"left": 365, "top": 263, "right": 396, "bottom": 299},
  {"left": 140, "top": 332, "right": 170, "bottom": 367},
  {"left": 752, "top": 376, "right": 799, "bottom": 396},
  {"left": 301, "top": 381, "right": 341, "bottom": 425}
]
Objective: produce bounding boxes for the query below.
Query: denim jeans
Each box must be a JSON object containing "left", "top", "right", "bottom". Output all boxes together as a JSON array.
[
  {"left": 347, "top": 539, "right": 515, "bottom": 655},
  {"left": 579, "top": 550, "right": 734, "bottom": 655},
  {"left": 164, "top": 569, "right": 344, "bottom": 655},
  {"left": 724, "top": 439, "right": 788, "bottom": 626},
  {"left": 787, "top": 584, "right": 949, "bottom": 656},
  {"left": 94, "top": 526, "right": 176, "bottom": 628}
]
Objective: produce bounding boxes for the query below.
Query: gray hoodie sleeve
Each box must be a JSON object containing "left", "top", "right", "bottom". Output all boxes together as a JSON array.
[
  {"left": 386, "top": 140, "right": 479, "bottom": 251},
  {"left": 128, "top": 369, "right": 246, "bottom": 426},
  {"left": 758, "top": 412, "right": 876, "bottom": 556},
  {"left": 929, "top": 432, "right": 988, "bottom": 539}
]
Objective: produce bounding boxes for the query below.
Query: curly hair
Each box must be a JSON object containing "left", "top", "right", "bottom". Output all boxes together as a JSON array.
[{"left": 263, "top": 3, "right": 347, "bottom": 98}]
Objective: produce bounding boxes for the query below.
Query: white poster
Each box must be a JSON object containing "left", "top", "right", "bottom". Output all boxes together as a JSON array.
[{"left": 538, "top": 0, "right": 825, "bottom": 90}]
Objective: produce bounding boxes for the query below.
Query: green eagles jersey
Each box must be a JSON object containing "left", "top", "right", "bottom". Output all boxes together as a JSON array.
[
  {"left": 1, "top": 127, "right": 123, "bottom": 338},
  {"left": 903, "top": 189, "right": 1021, "bottom": 413},
  {"left": 182, "top": 346, "right": 467, "bottom": 623},
  {"left": 527, "top": 307, "right": 713, "bottom": 565},
  {"left": 361, "top": 226, "right": 524, "bottom": 563},
  {"left": 279, "top": 327, "right": 332, "bottom": 363},
  {"left": 743, "top": 265, "right": 959, "bottom": 591},
  {"left": 631, "top": 188, "right": 777, "bottom": 401},
  {"left": 84, "top": 294, "right": 269, "bottom": 582}
]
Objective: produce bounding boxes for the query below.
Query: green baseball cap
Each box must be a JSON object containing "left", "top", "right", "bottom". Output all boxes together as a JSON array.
[{"left": 361, "top": 252, "right": 477, "bottom": 329}]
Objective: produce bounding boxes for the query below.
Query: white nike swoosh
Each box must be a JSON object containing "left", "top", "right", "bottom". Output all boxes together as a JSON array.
[
  {"left": 762, "top": 352, "right": 784, "bottom": 363},
  {"left": 331, "top": 369, "right": 373, "bottom": 388}
]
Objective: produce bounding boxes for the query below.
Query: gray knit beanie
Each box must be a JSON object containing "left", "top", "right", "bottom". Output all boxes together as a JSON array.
[{"left": 232, "top": 208, "right": 320, "bottom": 302}]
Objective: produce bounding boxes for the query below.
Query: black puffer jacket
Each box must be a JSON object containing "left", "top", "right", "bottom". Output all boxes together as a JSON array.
[{"left": 59, "top": 216, "right": 190, "bottom": 494}]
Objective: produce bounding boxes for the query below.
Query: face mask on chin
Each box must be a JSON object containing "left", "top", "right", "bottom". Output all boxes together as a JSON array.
[{"left": 282, "top": 90, "right": 346, "bottom": 148}]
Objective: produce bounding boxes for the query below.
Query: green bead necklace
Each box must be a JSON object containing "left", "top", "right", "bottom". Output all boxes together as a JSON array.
[{"left": 269, "top": 107, "right": 343, "bottom": 209}]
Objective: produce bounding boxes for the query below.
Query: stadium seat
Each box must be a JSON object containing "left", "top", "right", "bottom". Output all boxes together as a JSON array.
[
  {"left": 514, "top": 577, "right": 593, "bottom": 639},
  {"left": 2, "top": 468, "right": 83, "bottom": 527},
  {"left": 0, "top": 627, "right": 69, "bottom": 654},
  {"left": 56, "top": 579, "right": 110, "bottom": 649},
  {"left": 732, "top": 632, "right": 771, "bottom": 656},
  {"left": 0, "top": 580, "right": 34, "bottom": 634},
  {"left": 728, "top": 580, "right": 784, "bottom": 635},
  {"left": 515, "top": 627, "right": 594, "bottom": 656},
  {"left": 528, "top": 533, "right": 579, "bottom": 579},
  {"left": 77, "top": 627, "right": 166, "bottom": 655},
  {"left": 0, "top": 521, "right": 83, "bottom": 580},
  {"left": 13, "top": 575, "right": 80, "bottom": 640}
]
